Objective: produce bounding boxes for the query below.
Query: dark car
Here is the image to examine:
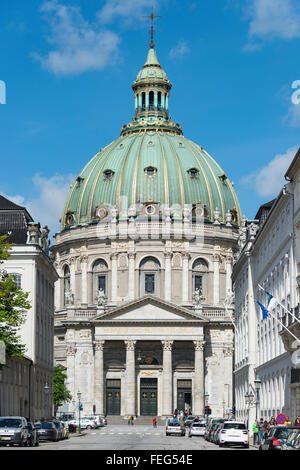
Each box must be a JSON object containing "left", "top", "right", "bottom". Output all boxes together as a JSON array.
[
  {"left": 259, "top": 426, "right": 299, "bottom": 450},
  {"left": 184, "top": 416, "right": 196, "bottom": 427},
  {"left": 27, "top": 421, "right": 39, "bottom": 447},
  {"left": 282, "top": 428, "right": 300, "bottom": 450},
  {"left": 35, "top": 421, "right": 59, "bottom": 442},
  {"left": 52, "top": 420, "right": 64, "bottom": 440}
]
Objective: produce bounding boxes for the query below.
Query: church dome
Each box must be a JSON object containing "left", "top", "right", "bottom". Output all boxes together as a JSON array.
[{"left": 60, "top": 45, "right": 241, "bottom": 231}]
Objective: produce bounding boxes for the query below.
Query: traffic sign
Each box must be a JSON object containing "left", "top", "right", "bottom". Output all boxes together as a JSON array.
[{"left": 276, "top": 414, "right": 287, "bottom": 424}]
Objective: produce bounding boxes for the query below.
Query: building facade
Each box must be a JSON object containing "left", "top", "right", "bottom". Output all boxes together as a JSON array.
[
  {"left": 233, "top": 147, "right": 300, "bottom": 427},
  {"left": 53, "top": 43, "right": 243, "bottom": 418},
  {"left": 0, "top": 195, "right": 58, "bottom": 420}
]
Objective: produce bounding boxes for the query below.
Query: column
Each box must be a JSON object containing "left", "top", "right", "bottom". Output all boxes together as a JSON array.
[
  {"left": 66, "top": 342, "right": 77, "bottom": 405},
  {"left": 125, "top": 340, "right": 136, "bottom": 416},
  {"left": 166, "top": 94, "right": 169, "bottom": 112},
  {"left": 213, "top": 254, "right": 220, "bottom": 304},
  {"left": 94, "top": 340, "right": 105, "bottom": 415},
  {"left": 154, "top": 91, "right": 158, "bottom": 108},
  {"left": 225, "top": 255, "right": 233, "bottom": 294},
  {"left": 182, "top": 252, "right": 190, "bottom": 303},
  {"left": 164, "top": 253, "right": 172, "bottom": 302},
  {"left": 162, "top": 340, "right": 173, "bottom": 416},
  {"left": 128, "top": 253, "right": 135, "bottom": 300},
  {"left": 80, "top": 255, "right": 88, "bottom": 307},
  {"left": 193, "top": 340, "right": 205, "bottom": 415},
  {"left": 145, "top": 92, "right": 149, "bottom": 110},
  {"left": 111, "top": 253, "right": 118, "bottom": 302}
]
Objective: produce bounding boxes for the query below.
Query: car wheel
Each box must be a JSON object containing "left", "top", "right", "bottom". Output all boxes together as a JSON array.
[
  {"left": 35, "top": 439, "right": 40, "bottom": 447},
  {"left": 86, "top": 425, "right": 91, "bottom": 430},
  {"left": 244, "top": 444, "right": 249, "bottom": 448}
]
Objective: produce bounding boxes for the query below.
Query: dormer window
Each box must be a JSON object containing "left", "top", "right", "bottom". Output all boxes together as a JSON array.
[
  {"left": 144, "top": 166, "right": 157, "bottom": 177},
  {"left": 103, "top": 169, "right": 115, "bottom": 181},
  {"left": 187, "top": 167, "right": 199, "bottom": 178}
]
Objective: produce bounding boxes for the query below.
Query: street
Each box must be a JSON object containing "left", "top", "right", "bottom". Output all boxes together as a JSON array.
[{"left": 1, "top": 425, "right": 255, "bottom": 451}]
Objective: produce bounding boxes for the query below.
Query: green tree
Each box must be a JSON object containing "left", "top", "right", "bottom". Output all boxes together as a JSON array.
[
  {"left": 53, "top": 365, "right": 72, "bottom": 411},
  {"left": 0, "top": 236, "right": 31, "bottom": 360}
]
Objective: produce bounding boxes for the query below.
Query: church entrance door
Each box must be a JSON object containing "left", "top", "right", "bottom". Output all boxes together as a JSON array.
[
  {"left": 106, "top": 379, "right": 121, "bottom": 415},
  {"left": 177, "top": 379, "right": 192, "bottom": 412},
  {"left": 140, "top": 378, "right": 157, "bottom": 416}
]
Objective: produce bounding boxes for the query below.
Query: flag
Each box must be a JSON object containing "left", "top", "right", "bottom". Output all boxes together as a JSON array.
[
  {"left": 255, "top": 299, "right": 269, "bottom": 320},
  {"left": 263, "top": 288, "right": 277, "bottom": 311}
]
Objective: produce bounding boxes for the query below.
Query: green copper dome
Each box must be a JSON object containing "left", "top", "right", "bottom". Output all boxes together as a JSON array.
[{"left": 60, "top": 47, "right": 241, "bottom": 231}]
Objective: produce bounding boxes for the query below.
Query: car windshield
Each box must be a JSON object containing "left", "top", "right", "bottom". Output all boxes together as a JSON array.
[
  {"left": 191, "top": 423, "right": 205, "bottom": 428},
  {"left": 35, "top": 422, "right": 53, "bottom": 429},
  {"left": 274, "top": 428, "right": 291, "bottom": 439},
  {"left": 168, "top": 422, "right": 180, "bottom": 427},
  {"left": 0, "top": 418, "right": 22, "bottom": 428},
  {"left": 223, "top": 423, "right": 246, "bottom": 430}
]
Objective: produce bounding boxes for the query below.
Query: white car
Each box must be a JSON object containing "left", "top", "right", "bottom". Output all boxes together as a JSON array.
[
  {"left": 67, "top": 419, "right": 96, "bottom": 430},
  {"left": 82, "top": 415, "right": 104, "bottom": 428},
  {"left": 188, "top": 422, "right": 206, "bottom": 437},
  {"left": 218, "top": 421, "right": 249, "bottom": 448}
]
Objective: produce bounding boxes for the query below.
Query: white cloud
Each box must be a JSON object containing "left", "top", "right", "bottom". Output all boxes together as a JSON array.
[
  {"left": 34, "top": 0, "right": 121, "bottom": 75},
  {"left": 244, "top": 0, "right": 300, "bottom": 49},
  {"left": 169, "top": 39, "right": 190, "bottom": 59},
  {"left": 98, "top": 0, "right": 160, "bottom": 24},
  {"left": 2, "top": 173, "right": 75, "bottom": 236},
  {"left": 240, "top": 146, "right": 298, "bottom": 198}
]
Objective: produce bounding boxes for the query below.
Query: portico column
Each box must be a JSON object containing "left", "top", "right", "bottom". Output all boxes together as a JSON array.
[
  {"left": 162, "top": 340, "right": 173, "bottom": 416},
  {"left": 193, "top": 340, "right": 205, "bottom": 415},
  {"left": 94, "top": 340, "right": 105, "bottom": 415},
  {"left": 182, "top": 252, "right": 190, "bottom": 303},
  {"left": 111, "top": 253, "right": 118, "bottom": 302},
  {"left": 164, "top": 253, "right": 172, "bottom": 302},
  {"left": 125, "top": 340, "right": 136, "bottom": 416}
]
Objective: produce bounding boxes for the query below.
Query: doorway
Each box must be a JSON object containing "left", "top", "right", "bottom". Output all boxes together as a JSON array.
[{"left": 140, "top": 378, "right": 157, "bottom": 416}]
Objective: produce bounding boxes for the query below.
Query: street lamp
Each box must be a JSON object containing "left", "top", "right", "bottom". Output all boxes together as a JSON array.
[
  {"left": 44, "top": 383, "right": 50, "bottom": 419},
  {"left": 77, "top": 390, "right": 82, "bottom": 434},
  {"left": 245, "top": 390, "right": 254, "bottom": 430},
  {"left": 254, "top": 374, "right": 261, "bottom": 420}
]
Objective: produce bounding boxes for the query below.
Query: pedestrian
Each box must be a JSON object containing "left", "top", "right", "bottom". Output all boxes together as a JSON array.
[
  {"left": 269, "top": 416, "right": 276, "bottom": 427},
  {"left": 173, "top": 415, "right": 178, "bottom": 423},
  {"left": 252, "top": 420, "right": 259, "bottom": 445},
  {"left": 188, "top": 408, "right": 192, "bottom": 416},
  {"left": 257, "top": 418, "right": 265, "bottom": 445},
  {"left": 127, "top": 415, "right": 131, "bottom": 426},
  {"left": 295, "top": 417, "right": 300, "bottom": 426},
  {"left": 263, "top": 420, "right": 268, "bottom": 437},
  {"left": 131, "top": 415, "right": 134, "bottom": 426},
  {"left": 153, "top": 417, "right": 157, "bottom": 428}
]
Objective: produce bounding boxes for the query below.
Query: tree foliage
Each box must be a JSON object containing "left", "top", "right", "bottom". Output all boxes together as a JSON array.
[
  {"left": 0, "top": 235, "right": 31, "bottom": 359},
  {"left": 53, "top": 365, "right": 72, "bottom": 407}
]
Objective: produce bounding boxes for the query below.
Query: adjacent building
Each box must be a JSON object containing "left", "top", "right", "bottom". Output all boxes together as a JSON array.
[{"left": 0, "top": 195, "right": 58, "bottom": 420}]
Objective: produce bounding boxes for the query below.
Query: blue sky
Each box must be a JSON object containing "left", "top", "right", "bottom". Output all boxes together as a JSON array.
[{"left": 0, "top": 0, "right": 300, "bottom": 234}]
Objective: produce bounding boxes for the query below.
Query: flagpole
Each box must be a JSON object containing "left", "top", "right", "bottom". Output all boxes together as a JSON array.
[{"left": 257, "top": 284, "right": 300, "bottom": 326}]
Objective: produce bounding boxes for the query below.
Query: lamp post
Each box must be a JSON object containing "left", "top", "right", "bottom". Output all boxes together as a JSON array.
[
  {"left": 254, "top": 374, "right": 261, "bottom": 420},
  {"left": 44, "top": 382, "right": 50, "bottom": 420},
  {"left": 77, "top": 390, "right": 82, "bottom": 434}
]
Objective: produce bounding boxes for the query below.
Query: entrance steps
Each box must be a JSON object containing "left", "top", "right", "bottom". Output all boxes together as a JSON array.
[{"left": 106, "top": 416, "right": 166, "bottom": 426}]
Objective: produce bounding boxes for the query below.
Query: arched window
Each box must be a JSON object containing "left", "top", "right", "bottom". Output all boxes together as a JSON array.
[
  {"left": 149, "top": 91, "right": 154, "bottom": 110},
  {"left": 192, "top": 258, "right": 209, "bottom": 298},
  {"left": 63, "top": 265, "right": 70, "bottom": 306},
  {"left": 142, "top": 92, "right": 146, "bottom": 110},
  {"left": 139, "top": 257, "right": 161, "bottom": 296},
  {"left": 92, "top": 259, "right": 108, "bottom": 302},
  {"left": 158, "top": 91, "right": 162, "bottom": 110}
]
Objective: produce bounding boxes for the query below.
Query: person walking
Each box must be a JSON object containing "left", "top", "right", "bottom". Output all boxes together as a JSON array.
[
  {"left": 269, "top": 416, "right": 276, "bottom": 427},
  {"left": 153, "top": 417, "right": 157, "bottom": 428},
  {"left": 252, "top": 420, "right": 259, "bottom": 446},
  {"left": 257, "top": 419, "right": 265, "bottom": 445},
  {"left": 131, "top": 415, "right": 134, "bottom": 426},
  {"left": 127, "top": 415, "right": 131, "bottom": 426}
]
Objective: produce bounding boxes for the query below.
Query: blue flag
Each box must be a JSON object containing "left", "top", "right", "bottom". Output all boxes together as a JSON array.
[{"left": 255, "top": 299, "right": 269, "bottom": 320}]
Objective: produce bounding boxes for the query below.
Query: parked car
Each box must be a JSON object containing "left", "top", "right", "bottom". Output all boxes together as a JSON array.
[
  {"left": 27, "top": 421, "right": 39, "bottom": 447},
  {"left": 82, "top": 415, "right": 104, "bottom": 428},
  {"left": 99, "top": 415, "right": 107, "bottom": 426},
  {"left": 61, "top": 421, "right": 69, "bottom": 439},
  {"left": 188, "top": 422, "right": 206, "bottom": 437},
  {"left": 166, "top": 420, "right": 185, "bottom": 436},
  {"left": 281, "top": 428, "right": 300, "bottom": 450},
  {"left": 183, "top": 416, "right": 196, "bottom": 428},
  {"left": 259, "top": 426, "right": 299, "bottom": 450},
  {"left": 208, "top": 423, "right": 219, "bottom": 442},
  {"left": 52, "top": 420, "right": 64, "bottom": 440},
  {"left": 213, "top": 424, "right": 223, "bottom": 444},
  {"left": 35, "top": 421, "right": 59, "bottom": 442},
  {"left": 0, "top": 416, "right": 28, "bottom": 447},
  {"left": 218, "top": 421, "right": 249, "bottom": 448},
  {"left": 68, "top": 418, "right": 96, "bottom": 430}
]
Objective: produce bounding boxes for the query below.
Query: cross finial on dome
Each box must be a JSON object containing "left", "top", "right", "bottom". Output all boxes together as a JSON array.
[{"left": 144, "top": 8, "right": 161, "bottom": 49}]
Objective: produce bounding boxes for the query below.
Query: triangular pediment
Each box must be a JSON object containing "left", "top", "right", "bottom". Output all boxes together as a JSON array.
[{"left": 92, "top": 295, "right": 208, "bottom": 323}]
